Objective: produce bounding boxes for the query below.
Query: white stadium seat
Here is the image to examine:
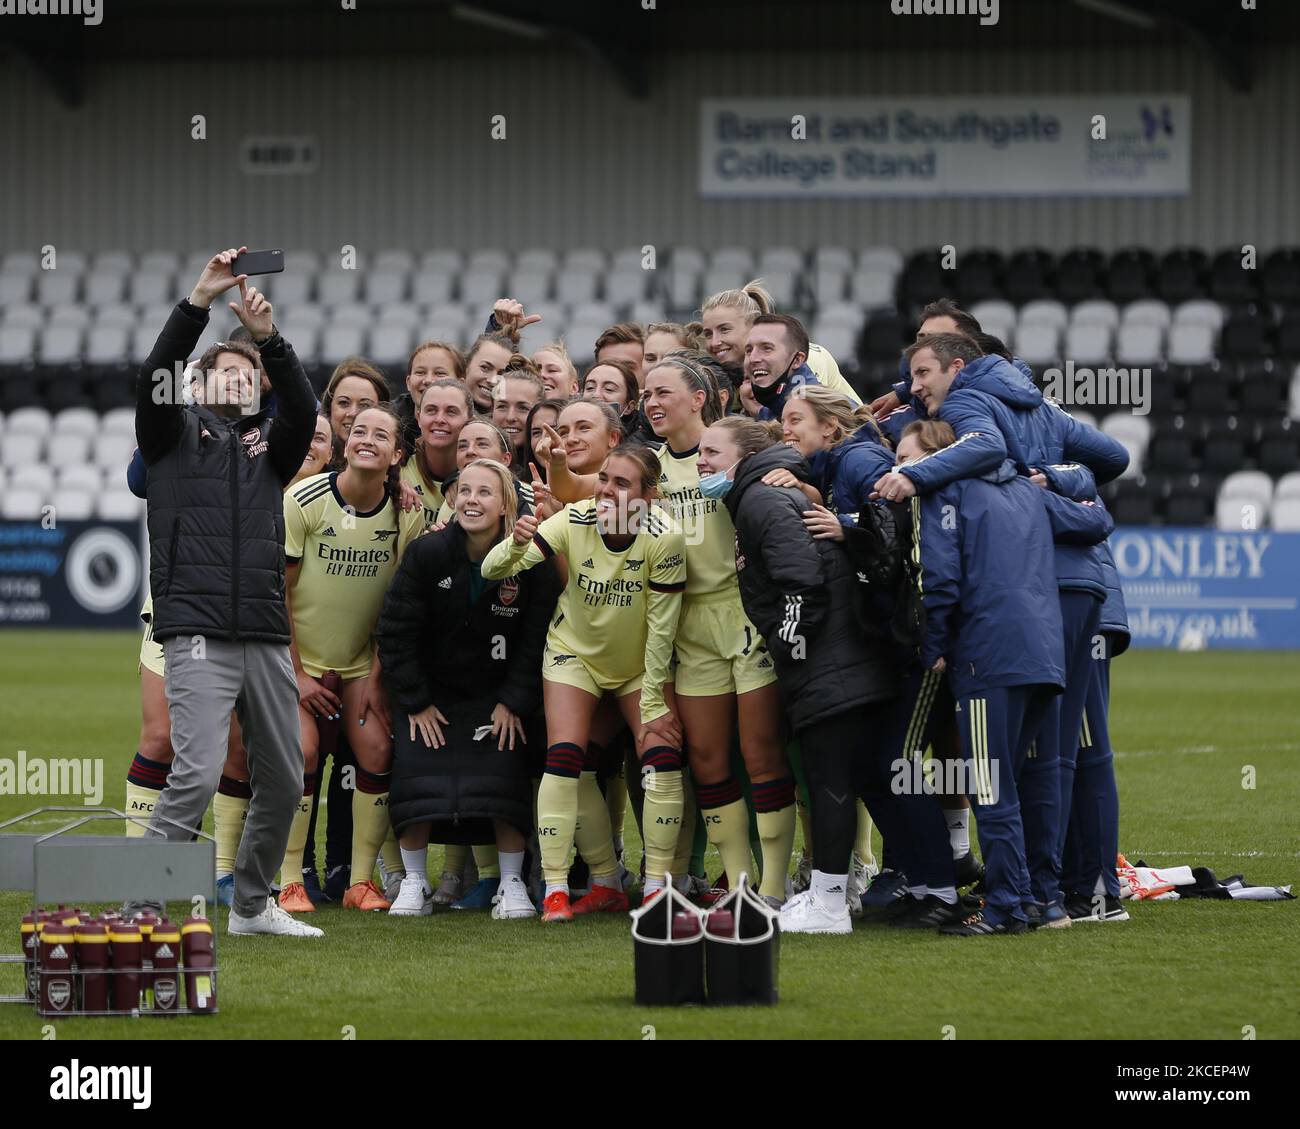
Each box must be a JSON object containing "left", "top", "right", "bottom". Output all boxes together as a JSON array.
[
  {"left": 101, "top": 407, "right": 136, "bottom": 436},
  {"left": 1115, "top": 324, "right": 1163, "bottom": 367},
  {"left": 1019, "top": 300, "right": 1069, "bottom": 331},
  {"left": 1101, "top": 413, "right": 1152, "bottom": 456},
  {"left": 2, "top": 304, "right": 44, "bottom": 330},
  {"left": 1069, "top": 300, "right": 1120, "bottom": 330},
  {"left": 1172, "top": 299, "right": 1225, "bottom": 331},
  {"left": 555, "top": 269, "right": 601, "bottom": 307},
  {"left": 1274, "top": 471, "right": 1300, "bottom": 503},
  {"left": 758, "top": 270, "right": 799, "bottom": 308},
  {"left": 517, "top": 248, "right": 559, "bottom": 274},
  {"left": 420, "top": 249, "right": 464, "bottom": 275},
  {"left": 39, "top": 326, "right": 84, "bottom": 365},
  {"left": 265, "top": 272, "right": 313, "bottom": 306},
  {"left": 460, "top": 268, "right": 505, "bottom": 309},
  {"left": 84, "top": 270, "right": 127, "bottom": 306},
  {"left": 35, "top": 272, "right": 81, "bottom": 305},
  {"left": 7, "top": 406, "right": 52, "bottom": 439},
  {"left": 10, "top": 463, "right": 54, "bottom": 494},
  {"left": 849, "top": 270, "right": 895, "bottom": 310},
  {"left": 701, "top": 268, "right": 744, "bottom": 303},
  {"left": 138, "top": 250, "right": 181, "bottom": 276},
  {"left": 90, "top": 250, "right": 134, "bottom": 275},
  {"left": 374, "top": 249, "right": 416, "bottom": 274},
  {"left": 51, "top": 488, "right": 95, "bottom": 521},
  {"left": 316, "top": 271, "right": 361, "bottom": 305},
  {"left": 466, "top": 249, "right": 511, "bottom": 275},
  {"left": 376, "top": 303, "right": 423, "bottom": 329},
  {"left": 563, "top": 248, "right": 608, "bottom": 274},
  {"left": 321, "top": 325, "right": 366, "bottom": 360},
  {"left": 810, "top": 265, "right": 847, "bottom": 306},
  {"left": 1270, "top": 497, "right": 1300, "bottom": 532},
  {"left": 510, "top": 267, "right": 554, "bottom": 304},
  {"left": 84, "top": 325, "right": 131, "bottom": 366},
  {"left": 758, "top": 246, "right": 805, "bottom": 273},
  {"left": 1120, "top": 299, "right": 1172, "bottom": 330},
  {"left": 368, "top": 324, "right": 414, "bottom": 366},
  {"left": 604, "top": 270, "right": 646, "bottom": 309},
  {"left": 98, "top": 490, "right": 145, "bottom": 521},
  {"left": 0, "top": 325, "right": 36, "bottom": 364},
  {"left": 859, "top": 247, "right": 904, "bottom": 275},
  {"left": 813, "top": 247, "right": 854, "bottom": 274},
  {"left": 1, "top": 251, "right": 41, "bottom": 275},
  {"left": 410, "top": 269, "right": 454, "bottom": 306},
  {"left": 1167, "top": 323, "right": 1215, "bottom": 366},
  {"left": 628, "top": 300, "right": 666, "bottom": 326},
  {"left": 1013, "top": 324, "right": 1060, "bottom": 369},
  {"left": 48, "top": 305, "right": 92, "bottom": 329},
  {"left": 128, "top": 273, "right": 173, "bottom": 306},
  {"left": 811, "top": 326, "right": 856, "bottom": 369},
  {"left": 816, "top": 302, "right": 866, "bottom": 330},
  {"left": 610, "top": 247, "right": 646, "bottom": 274},
  {"left": 364, "top": 271, "right": 409, "bottom": 305},
  {"left": 92, "top": 303, "right": 138, "bottom": 329},
  {"left": 1220, "top": 469, "right": 1274, "bottom": 502},
  {"left": 0, "top": 275, "right": 31, "bottom": 304},
  {"left": 94, "top": 433, "right": 136, "bottom": 470},
  {"left": 971, "top": 300, "right": 1017, "bottom": 336},
  {"left": 2, "top": 489, "right": 44, "bottom": 520},
  {"left": 59, "top": 464, "right": 104, "bottom": 492},
  {"left": 327, "top": 303, "right": 372, "bottom": 328},
  {"left": 710, "top": 247, "right": 753, "bottom": 274},
  {"left": 1063, "top": 324, "right": 1112, "bottom": 367},
  {"left": 46, "top": 432, "right": 91, "bottom": 465}
]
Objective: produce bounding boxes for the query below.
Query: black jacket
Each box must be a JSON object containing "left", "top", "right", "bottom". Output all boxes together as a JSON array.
[
  {"left": 135, "top": 300, "right": 316, "bottom": 643},
  {"left": 724, "top": 444, "right": 897, "bottom": 731},
  {"left": 376, "top": 523, "right": 560, "bottom": 838}
]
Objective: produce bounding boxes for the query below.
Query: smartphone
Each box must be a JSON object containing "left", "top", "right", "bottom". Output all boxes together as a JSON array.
[{"left": 231, "top": 248, "right": 285, "bottom": 277}]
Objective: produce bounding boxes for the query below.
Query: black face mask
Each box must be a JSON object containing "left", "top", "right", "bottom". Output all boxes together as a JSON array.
[{"left": 750, "top": 357, "right": 797, "bottom": 408}]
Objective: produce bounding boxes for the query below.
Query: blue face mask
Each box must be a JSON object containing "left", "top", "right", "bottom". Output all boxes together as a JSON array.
[{"left": 698, "top": 460, "right": 739, "bottom": 500}]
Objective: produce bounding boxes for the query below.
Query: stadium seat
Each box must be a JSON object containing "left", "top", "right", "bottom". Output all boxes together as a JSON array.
[
  {"left": 1056, "top": 248, "right": 1105, "bottom": 305},
  {"left": 7, "top": 405, "right": 52, "bottom": 439},
  {"left": 953, "top": 249, "right": 1003, "bottom": 305},
  {"left": 810, "top": 264, "right": 848, "bottom": 306},
  {"left": 410, "top": 269, "right": 455, "bottom": 307},
  {"left": 101, "top": 406, "right": 135, "bottom": 436},
  {"left": 99, "top": 490, "right": 144, "bottom": 520},
  {"left": 1, "top": 251, "right": 41, "bottom": 275},
  {"left": 860, "top": 313, "right": 906, "bottom": 360},
  {"left": 1063, "top": 324, "right": 1112, "bottom": 367},
  {"left": 969, "top": 299, "right": 1015, "bottom": 340},
  {"left": 1019, "top": 300, "right": 1069, "bottom": 331},
  {"left": 1120, "top": 299, "right": 1172, "bottom": 330},
  {"left": 1163, "top": 484, "right": 1214, "bottom": 526},
  {"left": 321, "top": 325, "right": 366, "bottom": 362},
  {"left": 0, "top": 326, "right": 36, "bottom": 365},
  {"left": 138, "top": 250, "right": 181, "bottom": 276},
  {"left": 711, "top": 247, "right": 754, "bottom": 275},
  {"left": 1145, "top": 430, "right": 1195, "bottom": 472},
  {"left": 1, "top": 488, "right": 44, "bottom": 520},
  {"left": 265, "top": 272, "right": 313, "bottom": 306},
  {"left": 1237, "top": 368, "right": 1289, "bottom": 415},
  {"left": 1106, "top": 478, "right": 1155, "bottom": 524},
  {"left": 84, "top": 326, "right": 131, "bottom": 367},
  {"left": 317, "top": 271, "right": 362, "bottom": 306},
  {"left": 610, "top": 247, "right": 647, "bottom": 274},
  {"left": 1274, "top": 471, "right": 1300, "bottom": 503},
  {"left": 760, "top": 246, "right": 805, "bottom": 273},
  {"left": 1208, "top": 249, "right": 1259, "bottom": 304},
  {"left": 0, "top": 275, "right": 31, "bottom": 304},
  {"left": 368, "top": 324, "right": 414, "bottom": 366},
  {"left": 46, "top": 432, "right": 91, "bottom": 465},
  {"left": 629, "top": 300, "right": 667, "bottom": 326},
  {"left": 1107, "top": 249, "right": 1156, "bottom": 305},
  {"left": 1156, "top": 249, "right": 1208, "bottom": 304},
  {"left": 667, "top": 261, "right": 701, "bottom": 310},
  {"left": 898, "top": 251, "right": 952, "bottom": 311},
  {"left": 1101, "top": 412, "right": 1151, "bottom": 456},
  {"left": 1172, "top": 299, "right": 1224, "bottom": 331},
  {"left": 556, "top": 269, "right": 601, "bottom": 307},
  {"left": 35, "top": 272, "right": 82, "bottom": 306},
  {"left": 1069, "top": 299, "right": 1120, "bottom": 330},
  {"left": 1003, "top": 249, "right": 1054, "bottom": 305},
  {"left": 813, "top": 326, "right": 858, "bottom": 370},
  {"left": 571, "top": 301, "right": 617, "bottom": 327},
  {"left": 48, "top": 305, "right": 92, "bottom": 331},
  {"left": 859, "top": 247, "right": 903, "bottom": 275},
  {"left": 364, "top": 271, "right": 410, "bottom": 305},
  {"left": 10, "top": 463, "right": 54, "bottom": 494},
  {"left": 327, "top": 303, "right": 373, "bottom": 329},
  {"left": 59, "top": 464, "right": 103, "bottom": 493},
  {"left": 1201, "top": 428, "right": 1249, "bottom": 474},
  {"left": 420, "top": 249, "right": 464, "bottom": 276},
  {"left": 510, "top": 267, "right": 554, "bottom": 304},
  {"left": 84, "top": 270, "right": 127, "bottom": 306},
  {"left": 1013, "top": 324, "right": 1060, "bottom": 369},
  {"left": 376, "top": 303, "right": 423, "bottom": 329},
  {"left": 1183, "top": 366, "right": 1232, "bottom": 415},
  {"left": 50, "top": 488, "right": 95, "bottom": 521},
  {"left": 758, "top": 270, "right": 799, "bottom": 308},
  {"left": 563, "top": 248, "right": 609, "bottom": 274},
  {"left": 1167, "top": 324, "right": 1215, "bottom": 366},
  {"left": 466, "top": 249, "right": 512, "bottom": 275},
  {"left": 1115, "top": 324, "right": 1163, "bottom": 367},
  {"left": 39, "top": 326, "right": 83, "bottom": 365},
  {"left": 95, "top": 432, "right": 136, "bottom": 470},
  {"left": 51, "top": 406, "right": 98, "bottom": 437},
  {"left": 1273, "top": 497, "right": 1300, "bottom": 531},
  {"left": 605, "top": 269, "right": 647, "bottom": 309},
  {"left": 818, "top": 302, "right": 867, "bottom": 330},
  {"left": 1255, "top": 421, "right": 1300, "bottom": 475},
  {"left": 2, "top": 304, "right": 44, "bottom": 330},
  {"left": 1260, "top": 248, "right": 1300, "bottom": 305}
]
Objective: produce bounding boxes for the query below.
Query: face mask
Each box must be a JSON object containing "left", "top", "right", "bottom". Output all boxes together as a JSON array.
[
  {"left": 750, "top": 357, "right": 797, "bottom": 407},
  {"left": 698, "top": 460, "right": 740, "bottom": 500}
]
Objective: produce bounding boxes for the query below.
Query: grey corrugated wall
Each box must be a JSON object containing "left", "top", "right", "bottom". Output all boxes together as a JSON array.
[{"left": 0, "top": 42, "right": 1295, "bottom": 255}]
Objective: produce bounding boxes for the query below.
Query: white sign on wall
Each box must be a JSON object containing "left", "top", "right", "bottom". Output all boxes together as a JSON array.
[{"left": 699, "top": 96, "right": 1190, "bottom": 199}]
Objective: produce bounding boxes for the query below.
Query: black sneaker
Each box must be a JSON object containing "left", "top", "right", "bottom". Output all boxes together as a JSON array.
[
  {"left": 568, "top": 856, "right": 591, "bottom": 899},
  {"left": 939, "top": 909, "right": 1029, "bottom": 936},
  {"left": 323, "top": 864, "right": 351, "bottom": 902},
  {"left": 1023, "top": 902, "right": 1043, "bottom": 929},
  {"left": 1065, "top": 893, "right": 1130, "bottom": 922},
  {"left": 953, "top": 852, "right": 984, "bottom": 888},
  {"left": 301, "top": 867, "right": 329, "bottom": 905},
  {"left": 890, "top": 894, "right": 967, "bottom": 929}
]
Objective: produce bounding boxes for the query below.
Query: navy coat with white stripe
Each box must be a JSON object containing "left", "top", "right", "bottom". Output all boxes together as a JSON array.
[{"left": 724, "top": 443, "right": 897, "bottom": 731}]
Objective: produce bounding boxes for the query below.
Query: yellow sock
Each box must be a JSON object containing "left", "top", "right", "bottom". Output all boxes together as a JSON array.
[
  {"left": 755, "top": 806, "right": 797, "bottom": 900},
  {"left": 605, "top": 762, "right": 628, "bottom": 843},
  {"left": 702, "top": 798, "right": 752, "bottom": 889},
  {"left": 472, "top": 843, "right": 500, "bottom": 879},
  {"left": 854, "top": 800, "right": 876, "bottom": 872},
  {"left": 671, "top": 779, "right": 697, "bottom": 877},
  {"left": 443, "top": 843, "right": 468, "bottom": 878},
  {"left": 279, "top": 789, "right": 314, "bottom": 885},
  {"left": 349, "top": 784, "right": 392, "bottom": 887},
  {"left": 538, "top": 772, "right": 580, "bottom": 888},
  {"left": 212, "top": 783, "right": 250, "bottom": 876},
  {"left": 642, "top": 769, "right": 684, "bottom": 884},
  {"left": 381, "top": 826, "right": 403, "bottom": 875},
  {"left": 124, "top": 780, "right": 159, "bottom": 839},
  {"left": 798, "top": 798, "right": 814, "bottom": 864},
  {"left": 575, "top": 771, "right": 619, "bottom": 881}
]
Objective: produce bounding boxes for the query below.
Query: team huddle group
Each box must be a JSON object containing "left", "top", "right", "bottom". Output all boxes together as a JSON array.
[{"left": 124, "top": 246, "right": 1132, "bottom": 939}]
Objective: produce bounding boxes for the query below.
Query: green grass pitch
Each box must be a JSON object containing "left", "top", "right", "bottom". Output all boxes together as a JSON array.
[{"left": 0, "top": 630, "right": 1296, "bottom": 1040}]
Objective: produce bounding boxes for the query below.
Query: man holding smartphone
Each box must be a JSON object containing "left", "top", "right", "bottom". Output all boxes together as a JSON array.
[{"left": 134, "top": 246, "right": 323, "bottom": 937}]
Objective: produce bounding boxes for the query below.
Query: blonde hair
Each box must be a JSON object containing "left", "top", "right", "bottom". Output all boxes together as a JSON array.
[
  {"left": 407, "top": 340, "right": 466, "bottom": 380},
  {"left": 900, "top": 419, "right": 957, "bottom": 455},
  {"left": 788, "top": 384, "right": 887, "bottom": 448},
  {"left": 459, "top": 458, "right": 519, "bottom": 541},
  {"left": 645, "top": 321, "right": 706, "bottom": 353},
  {"left": 710, "top": 415, "right": 781, "bottom": 460},
  {"left": 701, "top": 278, "right": 776, "bottom": 325},
  {"left": 531, "top": 341, "right": 579, "bottom": 391}
]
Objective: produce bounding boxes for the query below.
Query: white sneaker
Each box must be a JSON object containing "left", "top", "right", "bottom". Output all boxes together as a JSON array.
[
  {"left": 792, "top": 852, "right": 812, "bottom": 894},
  {"left": 382, "top": 867, "right": 407, "bottom": 903},
  {"left": 490, "top": 876, "right": 537, "bottom": 919},
  {"left": 674, "top": 873, "right": 709, "bottom": 900},
  {"left": 848, "top": 854, "right": 871, "bottom": 918},
  {"left": 778, "top": 890, "right": 852, "bottom": 935},
  {"left": 389, "top": 872, "right": 434, "bottom": 916},
  {"left": 431, "top": 870, "right": 463, "bottom": 906},
  {"left": 229, "top": 901, "right": 324, "bottom": 938}
]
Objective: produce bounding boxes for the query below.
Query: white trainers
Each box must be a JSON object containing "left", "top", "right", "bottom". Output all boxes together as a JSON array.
[
  {"left": 229, "top": 900, "right": 324, "bottom": 938},
  {"left": 848, "top": 854, "right": 872, "bottom": 918},
  {"left": 431, "top": 870, "right": 463, "bottom": 906},
  {"left": 491, "top": 876, "right": 537, "bottom": 920},
  {"left": 382, "top": 867, "right": 407, "bottom": 903},
  {"left": 778, "top": 890, "right": 852, "bottom": 935},
  {"left": 792, "top": 851, "right": 812, "bottom": 894},
  {"left": 389, "top": 872, "right": 434, "bottom": 916}
]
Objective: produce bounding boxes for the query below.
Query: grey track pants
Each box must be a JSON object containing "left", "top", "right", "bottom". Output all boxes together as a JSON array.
[{"left": 149, "top": 635, "right": 302, "bottom": 918}]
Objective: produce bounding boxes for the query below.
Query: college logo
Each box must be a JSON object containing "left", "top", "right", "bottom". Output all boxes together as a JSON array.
[
  {"left": 499, "top": 576, "right": 519, "bottom": 605},
  {"left": 371, "top": 529, "right": 397, "bottom": 542},
  {"left": 623, "top": 559, "right": 643, "bottom": 572}
]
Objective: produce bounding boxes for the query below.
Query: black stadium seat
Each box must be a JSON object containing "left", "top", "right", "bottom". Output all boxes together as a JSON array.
[
  {"left": 1107, "top": 248, "right": 1156, "bottom": 305},
  {"left": 1237, "top": 367, "right": 1289, "bottom": 415},
  {"left": 1260, "top": 248, "right": 1300, "bottom": 305},
  {"left": 1219, "top": 313, "right": 1270, "bottom": 361},
  {"left": 1275, "top": 313, "right": 1300, "bottom": 360},
  {"left": 1055, "top": 248, "right": 1105, "bottom": 305},
  {"left": 1255, "top": 421, "right": 1300, "bottom": 476},
  {"left": 898, "top": 251, "right": 953, "bottom": 312},
  {"left": 1102, "top": 476, "right": 1156, "bottom": 525},
  {"left": 861, "top": 312, "right": 908, "bottom": 361},
  {"left": 1145, "top": 430, "right": 1196, "bottom": 472},
  {"left": 954, "top": 248, "right": 1003, "bottom": 306},
  {"left": 1201, "top": 429, "right": 1249, "bottom": 474},
  {"left": 1156, "top": 248, "right": 1208, "bottom": 304},
  {"left": 1164, "top": 484, "right": 1214, "bottom": 526},
  {"left": 1003, "top": 248, "right": 1054, "bottom": 305},
  {"left": 1209, "top": 249, "right": 1260, "bottom": 304},
  {"left": 1182, "top": 366, "right": 1234, "bottom": 414}
]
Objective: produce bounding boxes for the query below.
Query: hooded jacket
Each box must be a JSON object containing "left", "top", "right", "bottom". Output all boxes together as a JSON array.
[
  {"left": 753, "top": 361, "right": 824, "bottom": 422},
  {"left": 913, "top": 465, "right": 1067, "bottom": 698},
  {"left": 898, "top": 355, "right": 1129, "bottom": 493},
  {"left": 135, "top": 300, "right": 316, "bottom": 643},
  {"left": 723, "top": 443, "right": 897, "bottom": 730},
  {"left": 807, "top": 425, "right": 897, "bottom": 526}
]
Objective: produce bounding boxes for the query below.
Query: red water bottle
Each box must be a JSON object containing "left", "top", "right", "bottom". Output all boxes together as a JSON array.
[
  {"left": 181, "top": 916, "right": 216, "bottom": 1013},
  {"left": 20, "top": 911, "right": 39, "bottom": 1002},
  {"left": 109, "top": 921, "right": 142, "bottom": 1014},
  {"left": 146, "top": 919, "right": 181, "bottom": 1014},
  {"left": 317, "top": 669, "right": 343, "bottom": 757},
  {"left": 705, "top": 908, "right": 735, "bottom": 938},
  {"left": 134, "top": 911, "right": 158, "bottom": 998},
  {"left": 75, "top": 921, "right": 110, "bottom": 1013},
  {"left": 38, "top": 923, "right": 76, "bottom": 1015}
]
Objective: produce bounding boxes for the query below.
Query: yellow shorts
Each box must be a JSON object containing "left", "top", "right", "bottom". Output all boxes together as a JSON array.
[
  {"left": 541, "top": 643, "right": 642, "bottom": 700},
  {"left": 673, "top": 596, "right": 777, "bottom": 697},
  {"left": 139, "top": 620, "right": 165, "bottom": 679}
]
